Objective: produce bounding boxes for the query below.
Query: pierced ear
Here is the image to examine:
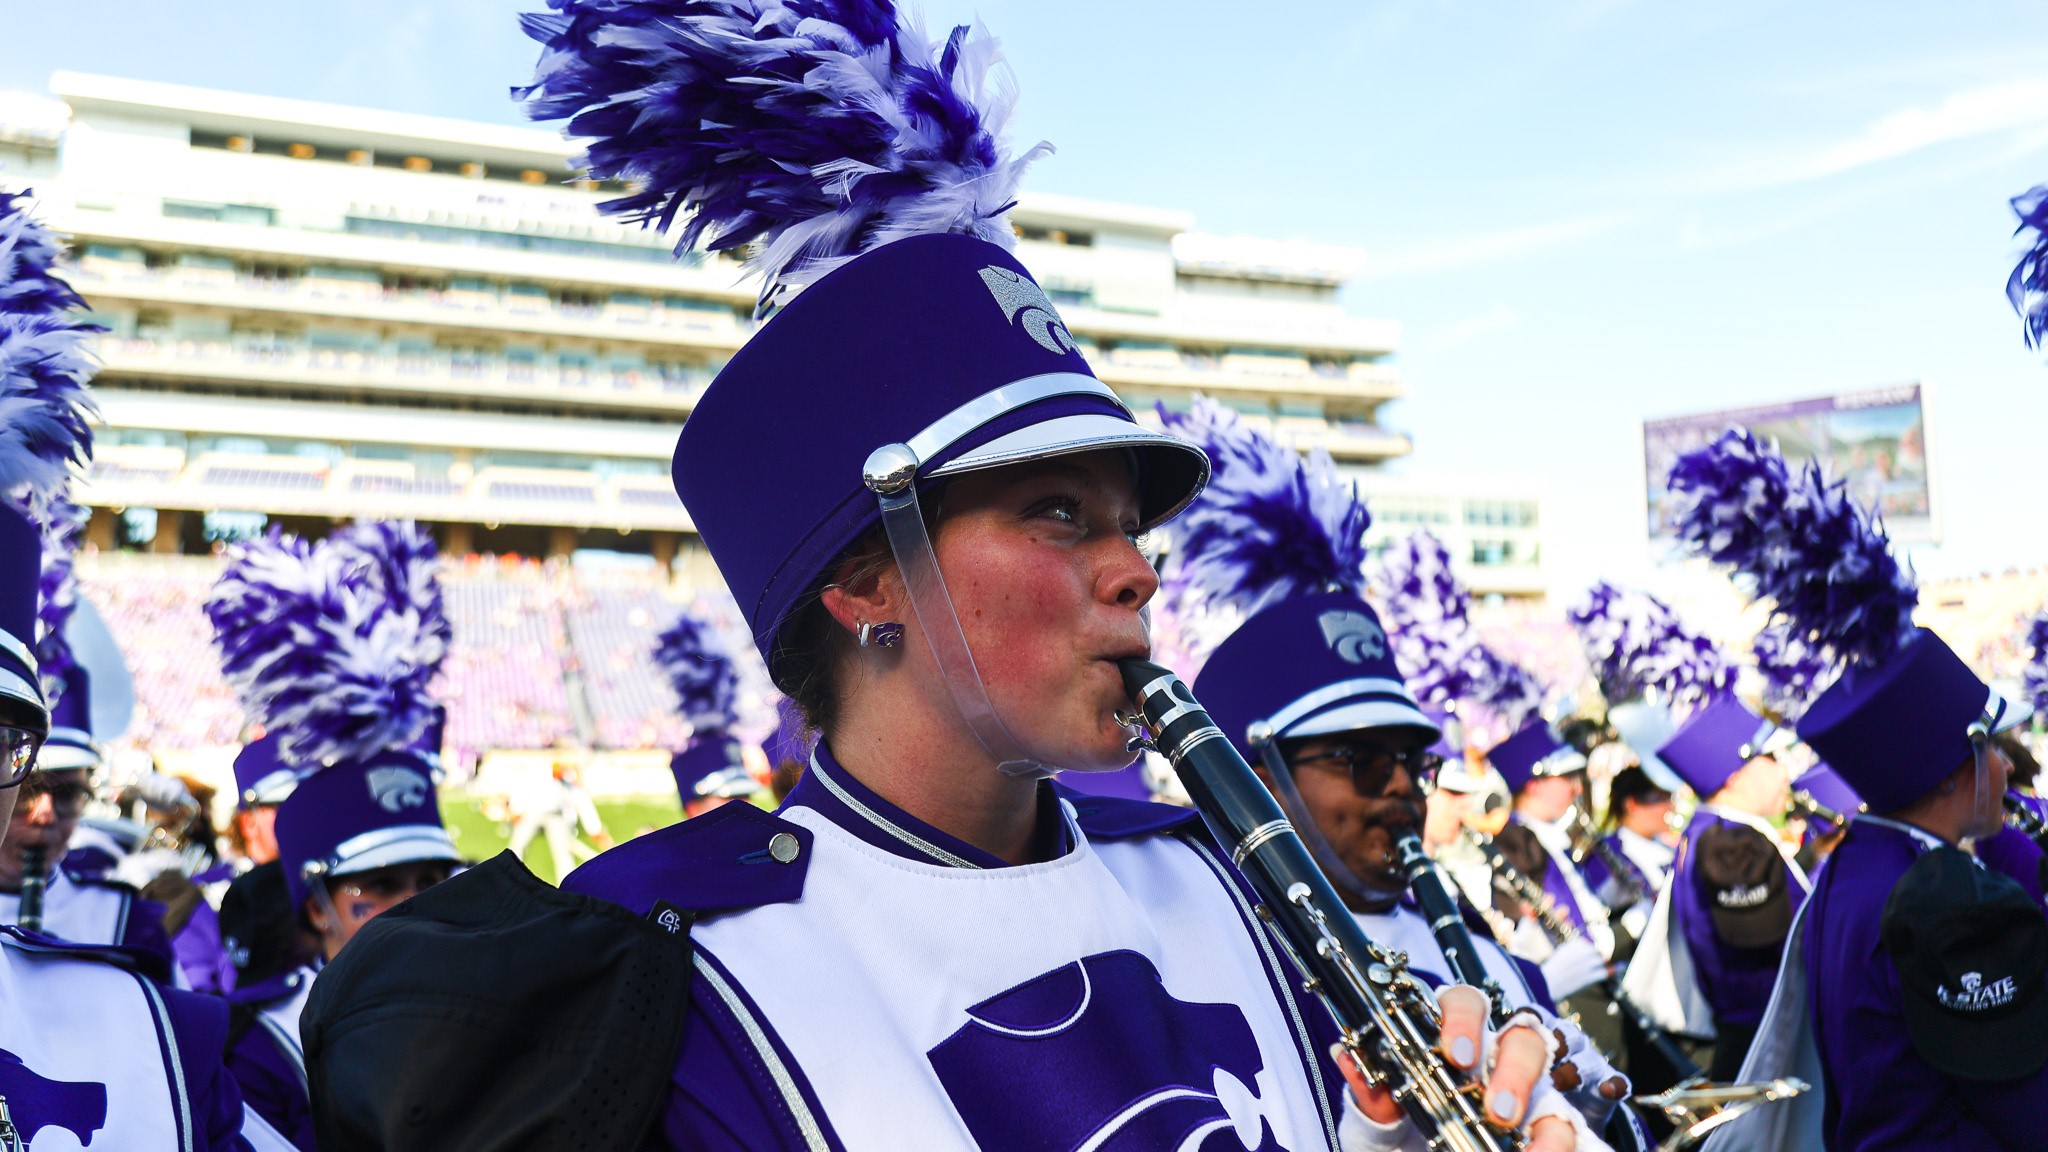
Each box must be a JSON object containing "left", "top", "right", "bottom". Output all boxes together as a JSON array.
[{"left": 820, "top": 556, "right": 901, "bottom": 637}]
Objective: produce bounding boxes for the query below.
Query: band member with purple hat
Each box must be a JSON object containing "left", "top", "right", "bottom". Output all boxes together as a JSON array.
[
  {"left": 296, "top": 3, "right": 1616, "bottom": 1147},
  {"left": 1656, "top": 428, "right": 2048, "bottom": 1149},
  {"left": 1644, "top": 693, "right": 1807, "bottom": 1081},
  {"left": 1484, "top": 722, "right": 1618, "bottom": 998},
  {"left": 1169, "top": 400, "right": 1634, "bottom": 1146},
  {"left": 0, "top": 189, "right": 291, "bottom": 1151},
  {"left": 204, "top": 523, "right": 460, "bottom": 1151}
]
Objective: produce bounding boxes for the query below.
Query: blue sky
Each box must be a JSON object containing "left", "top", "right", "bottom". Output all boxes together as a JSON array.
[{"left": 9, "top": 1, "right": 2048, "bottom": 596}]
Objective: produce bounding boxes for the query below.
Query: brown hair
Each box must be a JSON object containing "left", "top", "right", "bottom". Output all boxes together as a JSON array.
[{"left": 773, "top": 488, "right": 948, "bottom": 737}]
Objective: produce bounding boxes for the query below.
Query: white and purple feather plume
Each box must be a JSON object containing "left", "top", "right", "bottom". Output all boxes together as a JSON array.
[
  {"left": 205, "top": 522, "right": 451, "bottom": 769},
  {"left": 515, "top": 0, "right": 1050, "bottom": 311},
  {"left": 1158, "top": 396, "right": 1371, "bottom": 620},
  {"left": 0, "top": 189, "right": 100, "bottom": 519},
  {"left": 653, "top": 609, "right": 739, "bottom": 738},
  {"left": 2010, "top": 185, "right": 2048, "bottom": 351},
  {"left": 2021, "top": 609, "right": 2048, "bottom": 720},
  {"left": 1373, "top": 530, "right": 1542, "bottom": 725},
  {"left": 1567, "top": 581, "right": 1731, "bottom": 710},
  {"left": 1665, "top": 427, "right": 1918, "bottom": 714}
]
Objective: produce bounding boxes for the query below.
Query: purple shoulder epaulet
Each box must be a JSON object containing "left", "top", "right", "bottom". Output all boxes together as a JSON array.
[
  {"left": 1054, "top": 784, "right": 1205, "bottom": 842},
  {"left": 0, "top": 924, "right": 173, "bottom": 985},
  {"left": 560, "top": 800, "right": 810, "bottom": 918}
]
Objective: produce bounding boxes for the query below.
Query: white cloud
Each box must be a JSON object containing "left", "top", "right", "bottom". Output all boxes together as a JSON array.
[{"left": 1723, "top": 79, "right": 2048, "bottom": 193}]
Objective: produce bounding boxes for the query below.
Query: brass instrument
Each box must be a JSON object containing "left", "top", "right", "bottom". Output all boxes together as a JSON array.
[
  {"left": 2003, "top": 792, "right": 2048, "bottom": 852},
  {"left": 17, "top": 845, "right": 46, "bottom": 934},
  {"left": 1120, "top": 660, "right": 1522, "bottom": 1152},
  {"left": 1633, "top": 1075, "right": 1809, "bottom": 1152}
]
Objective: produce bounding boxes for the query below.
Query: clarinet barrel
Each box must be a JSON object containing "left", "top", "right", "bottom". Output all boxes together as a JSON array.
[{"left": 18, "top": 844, "right": 47, "bottom": 934}]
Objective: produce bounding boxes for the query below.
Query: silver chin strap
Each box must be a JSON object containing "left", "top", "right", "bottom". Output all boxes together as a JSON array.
[
  {"left": 1966, "top": 696, "right": 2006, "bottom": 840},
  {"left": 864, "top": 443, "right": 1054, "bottom": 780}
]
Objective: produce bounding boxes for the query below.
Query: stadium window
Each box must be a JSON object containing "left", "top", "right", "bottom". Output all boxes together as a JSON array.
[
  {"left": 461, "top": 162, "right": 488, "bottom": 179},
  {"left": 520, "top": 169, "right": 548, "bottom": 185},
  {"left": 162, "top": 200, "right": 277, "bottom": 227},
  {"left": 286, "top": 143, "right": 316, "bottom": 160},
  {"left": 120, "top": 509, "right": 158, "bottom": 548},
  {"left": 346, "top": 149, "right": 373, "bottom": 166},
  {"left": 402, "top": 156, "right": 432, "bottom": 173}
]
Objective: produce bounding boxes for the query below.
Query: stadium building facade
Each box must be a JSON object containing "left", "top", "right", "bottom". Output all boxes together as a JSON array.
[{"left": 4, "top": 72, "right": 1542, "bottom": 595}]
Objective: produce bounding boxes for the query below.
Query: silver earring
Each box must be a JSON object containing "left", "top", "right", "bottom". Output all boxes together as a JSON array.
[{"left": 857, "top": 621, "right": 904, "bottom": 649}]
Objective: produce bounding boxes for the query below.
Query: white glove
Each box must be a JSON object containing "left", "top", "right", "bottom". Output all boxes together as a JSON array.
[
  {"left": 1336, "top": 1011, "right": 1619, "bottom": 1152},
  {"left": 1335, "top": 988, "right": 1622, "bottom": 1147},
  {"left": 1534, "top": 1004, "right": 1631, "bottom": 1131},
  {"left": 1538, "top": 936, "right": 1610, "bottom": 1001}
]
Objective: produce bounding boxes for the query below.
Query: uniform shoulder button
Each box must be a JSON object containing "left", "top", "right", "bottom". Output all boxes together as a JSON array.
[{"left": 768, "top": 832, "right": 801, "bottom": 864}]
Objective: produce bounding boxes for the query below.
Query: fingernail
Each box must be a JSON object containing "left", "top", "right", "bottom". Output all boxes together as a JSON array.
[
  {"left": 1489, "top": 1089, "right": 1519, "bottom": 1124},
  {"left": 1449, "top": 1035, "right": 1475, "bottom": 1066}
]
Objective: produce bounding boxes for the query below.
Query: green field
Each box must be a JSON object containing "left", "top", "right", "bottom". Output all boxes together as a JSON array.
[{"left": 439, "top": 794, "right": 686, "bottom": 885}]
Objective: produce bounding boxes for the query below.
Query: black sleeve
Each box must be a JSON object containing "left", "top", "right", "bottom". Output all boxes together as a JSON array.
[{"left": 1694, "top": 823, "right": 1793, "bottom": 949}]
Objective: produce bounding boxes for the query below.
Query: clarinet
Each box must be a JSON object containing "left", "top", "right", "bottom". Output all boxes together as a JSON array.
[
  {"left": 2003, "top": 793, "right": 2048, "bottom": 852},
  {"left": 1463, "top": 827, "right": 1705, "bottom": 1079},
  {"left": 1119, "top": 661, "right": 1523, "bottom": 1152},
  {"left": 17, "top": 846, "right": 47, "bottom": 934},
  {"left": 1788, "top": 790, "right": 1848, "bottom": 834},
  {"left": 1569, "top": 807, "right": 1649, "bottom": 911},
  {"left": 1395, "top": 832, "right": 1510, "bottom": 1023},
  {"left": 1462, "top": 827, "right": 1586, "bottom": 949}
]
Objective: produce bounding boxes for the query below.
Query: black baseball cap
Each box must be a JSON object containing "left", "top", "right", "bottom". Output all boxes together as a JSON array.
[
  {"left": 1696, "top": 823, "right": 1792, "bottom": 949},
  {"left": 1882, "top": 846, "right": 2048, "bottom": 1082}
]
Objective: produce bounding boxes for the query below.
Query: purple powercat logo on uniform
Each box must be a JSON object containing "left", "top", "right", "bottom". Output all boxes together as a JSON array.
[
  {"left": 0, "top": 1048, "right": 109, "bottom": 1146},
  {"left": 928, "top": 950, "right": 1294, "bottom": 1151}
]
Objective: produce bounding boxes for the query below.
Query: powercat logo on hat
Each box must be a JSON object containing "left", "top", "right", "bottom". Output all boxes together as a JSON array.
[
  {"left": 365, "top": 766, "right": 430, "bottom": 813},
  {"left": 1317, "top": 610, "right": 1386, "bottom": 665},
  {"left": 978, "top": 266, "right": 1076, "bottom": 355},
  {"left": 1938, "top": 971, "right": 2018, "bottom": 1013}
]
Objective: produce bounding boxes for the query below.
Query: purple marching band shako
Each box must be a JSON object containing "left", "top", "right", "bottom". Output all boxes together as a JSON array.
[
  {"left": 272, "top": 749, "right": 461, "bottom": 918},
  {"left": 1191, "top": 593, "right": 1442, "bottom": 895},
  {"left": 232, "top": 734, "right": 297, "bottom": 810},
  {"left": 1484, "top": 719, "right": 1587, "bottom": 796},
  {"left": 1797, "top": 627, "right": 2032, "bottom": 826},
  {"left": 671, "top": 232, "right": 1208, "bottom": 779},
  {"left": 1653, "top": 692, "right": 1781, "bottom": 800}
]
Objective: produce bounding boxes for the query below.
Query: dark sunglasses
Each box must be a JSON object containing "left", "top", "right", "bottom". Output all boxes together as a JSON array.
[
  {"left": 1290, "top": 744, "right": 1442, "bottom": 797},
  {"left": 0, "top": 727, "right": 43, "bottom": 789},
  {"left": 15, "top": 774, "right": 94, "bottom": 817}
]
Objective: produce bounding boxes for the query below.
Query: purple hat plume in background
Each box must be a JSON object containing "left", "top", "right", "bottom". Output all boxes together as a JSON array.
[
  {"left": 1159, "top": 395, "right": 1370, "bottom": 621},
  {"left": 1567, "top": 580, "right": 1731, "bottom": 711},
  {"left": 1372, "top": 530, "right": 1541, "bottom": 726},
  {"left": 2009, "top": 184, "right": 2048, "bottom": 351},
  {"left": 1665, "top": 427, "right": 1918, "bottom": 717},
  {"left": 514, "top": 0, "right": 1051, "bottom": 312},
  {"left": 653, "top": 609, "right": 739, "bottom": 740},
  {"left": 206, "top": 522, "right": 451, "bottom": 770}
]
